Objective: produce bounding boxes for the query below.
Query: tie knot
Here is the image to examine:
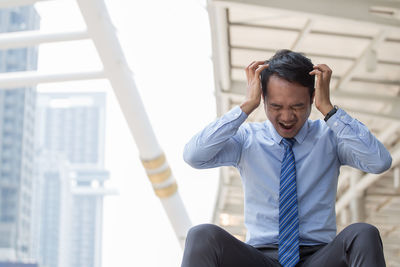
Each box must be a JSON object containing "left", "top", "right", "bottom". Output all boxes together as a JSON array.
[{"left": 282, "top": 138, "right": 295, "bottom": 148}]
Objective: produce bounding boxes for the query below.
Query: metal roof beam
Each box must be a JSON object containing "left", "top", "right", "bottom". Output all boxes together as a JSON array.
[
  {"left": 230, "top": 46, "right": 400, "bottom": 65},
  {"left": 335, "top": 30, "right": 387, "bottom": 90},
  {"left": 212, "top": 0, "right": 400, "bottom": 28},
  {"left": 331, "top": 90, "right": 400, "bottom": 105},
  {"left": 351, "top": 77, "right": 400, "bottom": 86},
  {"left": 229, "top": 23, "right": 400, "bottom": 43},
  {"left": 338, "top": 169, "right": 351, "bottom": 192},
  {"left": 229, "top": 22, "right": 299, "bottom": 32},
  {"left": 291, "top": 19, "right": 313, "bottom": 51},
  {"left": 377, "top": 122, "right": 399, "bottom": 145},
  {"left": 0, "top": 30, "right": 89, "bottom": 49}
]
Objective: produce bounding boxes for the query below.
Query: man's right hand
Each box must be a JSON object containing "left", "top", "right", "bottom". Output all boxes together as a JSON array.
[{"left": 240, "top": 61, "right": 269, "bottom": 115}]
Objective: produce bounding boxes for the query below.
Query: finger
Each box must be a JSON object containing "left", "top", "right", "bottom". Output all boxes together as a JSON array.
[
  {"left": 313, "top": 64, "right": 332, "bottom": 74},
  {"left": 249, "top": 61, "right": 265, "bottom": 71},
  {"left": 247, "top": 61, "right": 267, "bottom": 81},
  {"left": 246, "top": 61, "right": 257, "bottom": 71},
  {"left": 246, "top": 61, "right": 256, "bottom": 70},
  {"left": 309, "top": 69, "right": 322, "bottom": 76},
  {"left": 255, "top": 64, "right": 269, "bottom": 76},
  {"left": 309, "top": 69, "right": 322, "bottom": 82},
  {"left": 314, "top": 64, "right": 330, "bottom": 69},
  {"left": 245, "top": 61, "right": 256, "bottom": 79},
  {"left": 246, "top": 61, "right": 258, "bottom": 78},
  {"left": 256, "top": 62, "right": 269, "bottom": 69}
]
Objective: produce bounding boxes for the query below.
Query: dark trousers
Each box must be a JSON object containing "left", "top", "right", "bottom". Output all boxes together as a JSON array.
[{"left": 181, "top": 223, "right": 386, "bottom": 267}]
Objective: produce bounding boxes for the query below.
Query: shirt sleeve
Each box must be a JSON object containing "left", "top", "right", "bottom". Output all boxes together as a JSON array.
[
  {"left": 183, "top": 106, "right": 248, "bottom": 169},
  {"left": 326, "top": 108, "right": 392, "bottom": 174}
]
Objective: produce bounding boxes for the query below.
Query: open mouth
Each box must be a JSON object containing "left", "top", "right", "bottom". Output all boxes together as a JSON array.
[{"left": 279, "top": 122, "right": 295, "bottom": 130}]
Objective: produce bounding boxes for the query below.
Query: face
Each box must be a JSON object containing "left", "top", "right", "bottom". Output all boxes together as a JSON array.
[{"left": 264, "top": 75, "right": 313, "bottom": 138}]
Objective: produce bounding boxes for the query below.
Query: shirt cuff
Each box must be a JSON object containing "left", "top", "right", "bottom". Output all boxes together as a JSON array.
[
  {"left": 225, "top": 105, "right": 248, "bottom": 124},
  {"left": 325, "top": 108, "right": 352, "bottom": 135}
]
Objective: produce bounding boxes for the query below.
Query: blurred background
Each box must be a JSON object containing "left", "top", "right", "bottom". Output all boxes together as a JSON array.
[{"left": 0, "top": 0, "right": 398, "bottom": 266}]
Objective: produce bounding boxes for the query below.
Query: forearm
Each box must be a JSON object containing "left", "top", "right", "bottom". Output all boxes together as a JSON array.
[
  {"left": 329, "top": 109, "right": 392, "bottom": 173},
  {"left": 183, "top": 106, "right": 247, "bottom": 169},
  {"left": 240, "top": 100, "right": 260, "bottom": 116},
  {"left": 317, "top": 102, "right": 334, "bottom": 117}
]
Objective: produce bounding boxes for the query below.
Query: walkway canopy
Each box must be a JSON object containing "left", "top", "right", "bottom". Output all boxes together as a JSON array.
[{"left": 207, "top": 0, "right": 400, "bottom": 265}]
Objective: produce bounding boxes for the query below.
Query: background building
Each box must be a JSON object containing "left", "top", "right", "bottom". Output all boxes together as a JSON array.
[
  {"left": 0, "top": 6, "right": 39, "bottom": 262},
  {"left": 35, "top": 92, "right": 110, "bottom": 267},
  {"left": 32, "top": 152, "right": 70, "bottom": 267}
]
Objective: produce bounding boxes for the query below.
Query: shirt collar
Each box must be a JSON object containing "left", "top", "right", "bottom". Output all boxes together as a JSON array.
[
  {"left": 294, "top": 119, "right": 309, "bottom": 144},
  {"left": 266, "top": 119, "right": 310, "bottom": 145}
]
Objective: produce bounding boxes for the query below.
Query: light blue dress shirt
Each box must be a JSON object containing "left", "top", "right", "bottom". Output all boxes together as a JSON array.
[{"left": 183, "top": 106, "right": 392, "bottom": 247}]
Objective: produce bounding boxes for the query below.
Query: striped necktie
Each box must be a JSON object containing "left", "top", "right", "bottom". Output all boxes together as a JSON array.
[{"left": 279, "top": 138, "right": 299, "bottom": 267}]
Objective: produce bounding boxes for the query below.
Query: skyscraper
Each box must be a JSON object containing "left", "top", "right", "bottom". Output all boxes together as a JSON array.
[
  {"left": 0, "top": 6, "right": 39, "bottom": 262},
  {"left": 35, "top": 92, "right": 110, "bottom": 267},
  {"left": 32, "top": 151, "right": 71, "bottom": 267}
]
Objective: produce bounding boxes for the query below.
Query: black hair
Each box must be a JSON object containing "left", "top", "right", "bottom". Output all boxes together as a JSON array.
[{"left": 260, "top": 49, "right": 315, "bottom": 101}]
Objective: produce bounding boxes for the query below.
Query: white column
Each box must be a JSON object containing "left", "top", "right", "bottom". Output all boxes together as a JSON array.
[{"left": 75, "top": 0, "right": 192, "bottom": 246}]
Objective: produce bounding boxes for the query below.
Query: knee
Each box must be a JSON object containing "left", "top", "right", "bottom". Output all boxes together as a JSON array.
[
  {"left": 342, "top": 223, "right": 385, "bottom": 265},
  {"left": 347, "top": 223, "right": 379, "bottom": 235},
  {"left": 186, "top": 224, "right": 224, "bottom": 242},
  {"left": 185, "top": 224, "right": 226, "bottom": 248},
  {"left": 346, "top": 223, "right": 382, "bottom": 243},
  {"left": 182, "top": 224, "right": 227, "bottom": 266}
]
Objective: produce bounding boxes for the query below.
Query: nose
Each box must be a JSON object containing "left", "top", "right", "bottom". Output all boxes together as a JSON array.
[{"left": 280, "top": 109, "right": 295, "bottom": 122}]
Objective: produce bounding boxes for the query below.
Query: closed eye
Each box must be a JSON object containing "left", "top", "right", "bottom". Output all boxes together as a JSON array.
[
  {"left": 291, "top": 104, "right": 305, "bottom": 109},
  {"left": 270, "top": 103, "right": 282, "bottom": 110}
]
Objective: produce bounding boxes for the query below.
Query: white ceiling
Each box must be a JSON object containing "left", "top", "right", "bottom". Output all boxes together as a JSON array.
[{"left": 208, "top": 0, "right": 400, "bottom": 265}]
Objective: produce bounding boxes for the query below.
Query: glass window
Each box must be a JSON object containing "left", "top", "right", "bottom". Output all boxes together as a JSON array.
[
  {"left": 10, "top": 10, "right": 26, "bottom": 30},
  {"left": 6, "top": 48, "right": 27, "bottom": 71},
  {"left": 1, "top": 188, "right": 17, "bottom": 222}
]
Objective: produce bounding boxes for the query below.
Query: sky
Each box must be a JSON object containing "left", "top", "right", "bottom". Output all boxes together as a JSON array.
[{"left": 35, "top": 0, "right": 220, "bottom": 266}]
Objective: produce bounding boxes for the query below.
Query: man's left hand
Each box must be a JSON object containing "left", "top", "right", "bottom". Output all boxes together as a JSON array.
[{"left": 309, "top": 64, "right": 334, "bottom": 116}]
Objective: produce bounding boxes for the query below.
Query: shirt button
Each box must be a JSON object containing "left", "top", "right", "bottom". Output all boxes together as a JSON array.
[
  {"left": 334, "top": 122, "right": 338, "bottom": 127},
  {"left": 341, "top": 116, "right": 345, "bottom": 119}
]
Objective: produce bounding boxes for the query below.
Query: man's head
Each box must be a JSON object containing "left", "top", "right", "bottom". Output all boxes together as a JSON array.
[
  {"left": 260, "top": 50, "right": 315, "bottom": 138},
  {"left": 260, "top": 49, "right": 315, "bottom": 101}
]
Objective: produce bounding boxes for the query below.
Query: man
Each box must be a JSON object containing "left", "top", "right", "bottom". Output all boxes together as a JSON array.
[{"left": 181, "top": 50, "right": 392, "bottom": 267}]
